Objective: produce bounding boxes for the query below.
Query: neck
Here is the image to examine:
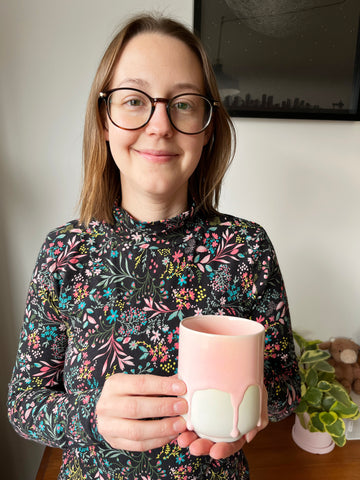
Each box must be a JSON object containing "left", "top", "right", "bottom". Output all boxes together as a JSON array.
[{"left": 121, "top": 192, "right": 189, "bottom": 223}]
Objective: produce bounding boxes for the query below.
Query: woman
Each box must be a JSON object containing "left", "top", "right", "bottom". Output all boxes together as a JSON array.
[{"left": 8, "top": 14, "right": 300, "bottom": 479}]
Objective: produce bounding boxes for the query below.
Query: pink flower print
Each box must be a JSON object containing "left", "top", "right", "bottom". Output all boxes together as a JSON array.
[
  {"left": 27, "top": 331, "right": 40, "bottom": 349},
  {"left": 172, "top": 250, "right": 183, "bottom": 263},
  {"left": 183, "top": 234, "right": 193, "bottom": 242},
  {"left": 131, "top": 232, "right": 142, "bottom": 241},
  {"left": 73, "top": 283, "right": 89, "bottom": 305},
  {"left": 160, "top": 355, "right": 168, "bottom": 363},
  {"left": 151, "top": 330, "right": 161, "bottom": 342},
  {"left": 94, "top": 332, "right": 134, "bottom": 375},
  {"left": 149, "top": 259, "right": 158, "bottom": 273},
  {"left": 24, "top": 401, "right": 35, "bottom": 420},
  {"left": 33, "top": 359, "right": 64, "bottom": 386},
  {"left": 149, "top": 348, "right": 156, "bottom": 362},
  {"left": 79, "top": 360, "right": 95, "bottom": 380},
  {"left": 47, "top": 235, "right": 86, "bottom": 273}
]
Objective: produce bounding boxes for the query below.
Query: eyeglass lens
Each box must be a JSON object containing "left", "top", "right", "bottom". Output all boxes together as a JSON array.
[{"left": 107, "top": 89, "right": 212, "bottom": 134}]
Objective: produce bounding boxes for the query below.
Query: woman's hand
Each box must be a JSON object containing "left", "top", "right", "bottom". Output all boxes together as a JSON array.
[
  {"left": 96, "top": 373, "right": 188, "bottom": 451},
  {"left": 177, "top": 384, "right": 269, "bottom": 459}
]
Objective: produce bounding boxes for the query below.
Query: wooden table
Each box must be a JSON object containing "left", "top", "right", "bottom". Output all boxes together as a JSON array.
[
  {"left": 36, "top": 415, "right": 360, "bottom": 480},
  {"left": 244, "top": 415, "right": 360, "bottom": 480}
]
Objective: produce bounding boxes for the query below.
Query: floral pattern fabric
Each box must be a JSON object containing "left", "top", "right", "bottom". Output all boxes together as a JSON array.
[{"left": 8, "top": 202, "right": 300, "bottom": 479}]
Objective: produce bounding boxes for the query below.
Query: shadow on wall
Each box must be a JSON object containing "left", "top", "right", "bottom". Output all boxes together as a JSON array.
[{"left": 0, "top": 154, "right": 43, "bottom": 479}]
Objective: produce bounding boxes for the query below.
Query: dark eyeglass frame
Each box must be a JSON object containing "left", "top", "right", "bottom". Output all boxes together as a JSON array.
[{"left": 99, "top": 87, "right": 220, "bottom": 135}]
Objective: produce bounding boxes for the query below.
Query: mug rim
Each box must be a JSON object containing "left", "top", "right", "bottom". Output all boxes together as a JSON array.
[{"left": 180, "top": 315, "right": 265, "bottom": 338}]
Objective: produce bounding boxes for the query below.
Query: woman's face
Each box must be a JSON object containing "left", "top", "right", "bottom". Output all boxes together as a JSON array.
[{"left": 104, "top": 32, "right": 210, "bottom": 217}]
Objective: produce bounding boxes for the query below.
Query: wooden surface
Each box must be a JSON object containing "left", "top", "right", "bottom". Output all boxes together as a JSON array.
[
  {"left": 35, "top": 445, "right": 62, "bottom": 480},
  {"left": 36, "top": 415, "right": 360, "bottom": 480},
  {"left": 244, "top": 415, "right": 360, "bottom": 480}
]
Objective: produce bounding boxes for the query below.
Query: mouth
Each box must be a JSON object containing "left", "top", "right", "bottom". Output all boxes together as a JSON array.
[{"left": 133, "top": 148, "right": 179, "bottom": 163}]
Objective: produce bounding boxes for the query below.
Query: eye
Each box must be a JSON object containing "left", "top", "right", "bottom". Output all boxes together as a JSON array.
[
  {"left": 171, "top": 99, "right": 196, "bottom": 115},
  {"left": 122, "top": 96, "right": 146, "bottom": 108},
  {"left": 174, "top": 101, "right": 191, "bottom": 111},
  {"left": 127, "top": 98, "right": 144, "bottom": 107},
  {"left": 110, "top": 90, "right": 148, "bottom": 109}
]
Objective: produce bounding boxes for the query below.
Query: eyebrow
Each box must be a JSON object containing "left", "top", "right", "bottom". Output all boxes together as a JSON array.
[
  {"left": 117, "top": 78, "right": 203, "bottom": 93},
  {"left": 117, "top": 78, "right": 149, "bottom": 88}
]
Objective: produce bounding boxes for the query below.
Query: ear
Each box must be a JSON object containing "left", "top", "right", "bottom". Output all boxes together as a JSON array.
[{"left": 319, "top": 341, "right": 331, "bottom": 350}]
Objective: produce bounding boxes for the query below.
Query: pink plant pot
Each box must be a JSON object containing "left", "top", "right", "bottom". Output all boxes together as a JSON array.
[{"left": 291, "top": 415, "right": 335, "bottom": 454}]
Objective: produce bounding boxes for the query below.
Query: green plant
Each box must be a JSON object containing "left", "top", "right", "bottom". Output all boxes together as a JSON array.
[{"left": 294, "top": 331, "right": 360, "bottom": 447}]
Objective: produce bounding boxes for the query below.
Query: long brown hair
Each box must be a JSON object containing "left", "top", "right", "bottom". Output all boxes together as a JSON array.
[{"left": 79, "top": 14, "right": 235, "bottom": 225}]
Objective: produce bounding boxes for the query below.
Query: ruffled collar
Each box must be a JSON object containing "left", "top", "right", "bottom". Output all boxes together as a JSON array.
[{"left": 112, "top": 200, "right": 197, "bottom": 236}]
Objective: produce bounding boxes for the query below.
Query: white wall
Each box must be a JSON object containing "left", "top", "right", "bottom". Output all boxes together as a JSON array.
[
  {"left": 221, "top": 118, "right": 360, "bottom": 341},
  {"left": 1, "top": 1, "right": 359, "bottom": 478}
]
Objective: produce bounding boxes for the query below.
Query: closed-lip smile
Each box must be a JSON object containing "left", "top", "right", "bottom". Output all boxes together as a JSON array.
[{"left": 133, "top": 148, "right": 179, "bottom": 163}]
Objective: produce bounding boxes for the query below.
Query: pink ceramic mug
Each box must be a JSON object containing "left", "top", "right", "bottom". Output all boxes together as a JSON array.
[{"left": 178, "top": 315, "right": 265, "bottom": 442}]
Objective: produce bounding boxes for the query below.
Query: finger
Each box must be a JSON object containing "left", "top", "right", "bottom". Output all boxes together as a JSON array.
[
  {"left": 99, "top": 394, "right": 188, "bottom": 420},
  {"left": 106, "top": 373, "right": 186, "bottom": 396},
  {"left": 245, "top": 416, "right": 269, "bottom": 443},
  {"left": 177, "top": 430, "right": 198, "bottom": 448},
  {"left": 245, "top": 428, "right": 258, "bottom": 443},
  {"left": 110, "top": 434, "right": 179, "bottom": 452},
  {"left": 209, "top": 437, "right": 246, "bottom": 460},
  {"left": 99, "top": 415, "right": 187, "bottom": 445},
  {"left": 244, "top": 387, "right": 269, "bottom": 444},
  {"left": 188, "top": 437, "right": 214, "bottom": 456},
  {"left": 261, "top": 385, "right": 269, "bottom": 423}
]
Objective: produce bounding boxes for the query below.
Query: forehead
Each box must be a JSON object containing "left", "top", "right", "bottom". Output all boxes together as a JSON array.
[{"left": 110, "top": 32, "right": 205, "bottom": 92}]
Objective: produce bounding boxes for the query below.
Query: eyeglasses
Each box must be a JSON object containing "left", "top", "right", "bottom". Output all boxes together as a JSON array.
[{"left": 99, "top": 88, "right": 219, "bottom": 135}]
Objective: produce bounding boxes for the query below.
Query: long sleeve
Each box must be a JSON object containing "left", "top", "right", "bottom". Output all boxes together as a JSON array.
[
  {"left": 249, "top": 228, "right": 300, "bottom": 421},
  {"left": 7, "top": 231, "right": 102, "bottom": 449},
  {"left": 8, "top": 208, "right": 300, "bottom": 479}
]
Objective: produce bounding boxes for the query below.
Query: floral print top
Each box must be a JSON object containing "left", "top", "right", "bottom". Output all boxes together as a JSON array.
[{"left": 8, "top": 202, "right": 300, "bottom": 480}]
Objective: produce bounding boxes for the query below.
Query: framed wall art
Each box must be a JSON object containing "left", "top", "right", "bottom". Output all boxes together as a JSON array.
[{"left": 194, "top": 0, "right": 360, "bottom": 120}]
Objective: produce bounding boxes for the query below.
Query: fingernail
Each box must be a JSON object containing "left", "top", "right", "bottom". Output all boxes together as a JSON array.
[
  {"left": 174, "top": 400, "right": 187, "bottom": 414},
  {"left": 172, "top": 381, "right": 186, "bottom": 394},
  {"left": 173, "top": 418, "right": 186, "bottom": 433},
  {"left": 246, "top": 431, "right": 255, "bottom": 443}
]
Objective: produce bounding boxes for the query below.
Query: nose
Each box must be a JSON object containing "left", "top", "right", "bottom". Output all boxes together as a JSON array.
[{"left": 145, "top": 100, "right": 174, "bottom": 137}]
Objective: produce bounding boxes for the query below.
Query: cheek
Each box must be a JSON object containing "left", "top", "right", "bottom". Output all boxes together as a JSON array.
[
  {"left": 186, "top": 135, "right": 207, "bottom": 163},
  {"left": 107, "top": 128, "right": 138, "bottom": 159}
]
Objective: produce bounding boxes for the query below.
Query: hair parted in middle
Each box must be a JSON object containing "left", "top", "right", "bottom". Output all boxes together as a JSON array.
[{"left": 79, "top": 13, "right": 236, "bottom": 226}]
